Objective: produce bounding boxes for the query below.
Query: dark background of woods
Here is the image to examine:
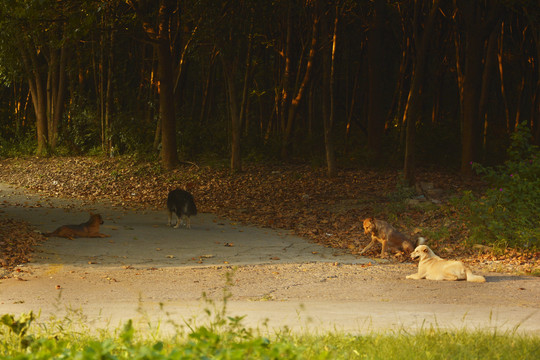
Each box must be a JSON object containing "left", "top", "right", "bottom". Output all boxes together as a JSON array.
[{"left": 0, "top": 0, "right": 539, "bottom": 183}]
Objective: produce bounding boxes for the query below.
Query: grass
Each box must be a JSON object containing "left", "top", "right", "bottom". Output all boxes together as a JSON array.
[{"left": 1, "top": 308, "right": 539, "bottom": 360}]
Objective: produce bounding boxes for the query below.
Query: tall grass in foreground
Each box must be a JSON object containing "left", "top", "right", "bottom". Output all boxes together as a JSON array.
[{"left": 1, "top": 310, "right": 539, "bottom": 360}]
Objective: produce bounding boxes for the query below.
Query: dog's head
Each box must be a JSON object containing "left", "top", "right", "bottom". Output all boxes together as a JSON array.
[
  {"left": 90, "top": 213, "right": 104, "bottom": 225},
  {"left": 402, "top": 240, "right": 415, "bottom": 254},
  {"left": 410, "top": 245, "right": 434, "bottom": 261},
  {"left": 363, "top": 218, "right": 375, "bottom": 235}
]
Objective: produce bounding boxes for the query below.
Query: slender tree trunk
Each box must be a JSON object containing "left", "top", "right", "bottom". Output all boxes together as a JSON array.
[
  {"left": 497, "top": 23, "right": 511, "bottom": 134},
  {"left": 458, "top": 1, "right": 502, "bottom": 175},
  {"left": 523, "top": 7, "right": 540, "bottom": 144},
  {"left": 51, "top": 45, "right": 68, "bottom": 150},
  {"left": 99, "top": 31, "right": 106, "bottom": 151},
  {"left": 105, "top": 30, "right": 115, "bottom": 155},
  {"left": 461, "top": 32, "right": 484, "bottom": 174},
  {"left": 479, "top": 29, "right": 498, "bottom": 158},
  {"left": 130, "top": 0, "right": 178, "bottom": 168},
  {"left": 279, "top": 4, "right": 292, "bottom": 146},
  {"left": 281, "top": 15, "right": 318, "bottom": 159},
  {"left": 156, "top": 5, "right": 178, "bottom": 170},
  {"left": 403, "top": 0, "right": 439, "bottom": 186},
  {"left": 323, "top": 4, "right": 338, "bottom": 177},
  {"left": 47, "top": 49, "right": 58, "bottom": 149},
  {"left": 199, "top": 48, "right": 217, "bottom": 124},
  {"left": 241, "top": 20, "right": 254, "bottom": 137},
  {"left": 222, "top": 58, "right": 242, "bottom": 172},
  {"left": 21, "top": 42, "right": 48, "bottom": 155},
  {"left": 367, "top": 0, "right": 387, "bottom": 160}
]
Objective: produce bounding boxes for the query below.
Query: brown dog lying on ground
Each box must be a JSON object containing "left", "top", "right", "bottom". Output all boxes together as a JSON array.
[
  {"left": 361, "top": 217, "right": 425, "bottom": 258},
  {"left": 406, "top": 245, "right": 486, "bottom": 282},
  {"left": 43, "top": 213, "right": 109, "bottom": 240}
]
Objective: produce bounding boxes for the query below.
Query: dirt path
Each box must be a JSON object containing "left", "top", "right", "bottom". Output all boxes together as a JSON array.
[{"left": 1, "top": 184, "right": 539, "bottom": 334}]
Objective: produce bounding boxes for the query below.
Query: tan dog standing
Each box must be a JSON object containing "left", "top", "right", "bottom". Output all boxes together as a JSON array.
[
  {"left": 362, "top": 217, "right": 424, "bottom": 258},
  {"left": 406, "top": 245, "right": 486, "bottom": 282},
  {"left": 44, "top": 213, "right": 109, "bottom": 240}
]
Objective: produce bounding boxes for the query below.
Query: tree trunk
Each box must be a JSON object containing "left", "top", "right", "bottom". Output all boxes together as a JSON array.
[
  {"left": 131, "top": 0, "right": 179, "bottom": 169},
  {"left": 279, "top": 5, "right": 292, "bottom": 155},
  {"left": 52, "top": 45, "right": 68, "bottom": 150},
  {"left": 367, "top": 0, "right": 387, "bottom": 160},
  {"left": 403, "top": 0, "right": 439, "bottom": 186},
  {"left": 46, "top": 49, "right": 58, "bottom": 149},
  {"left": 281, "top": 15, "right": 318, "bottom": 159},
  {"left": 458, "top": 1, "right": 502, "bottom": 175},
  {"left": 461, "top": 32, "right": 484, "bottom": 174},
  {"left": 222, "top": 58, "right": 242, "bottom": 172},
  {"left": 479, "top": 30, "right": 498, "bottom": 157},
  {"left": 323, "top": 4, "right": 338, "bottom": 177},
  {"left": 156, "top": 3, "right": 178, "bottom": 170},
  {"left": 21, "top": 42, "right": 48, "bottom": 155},
  {"left": 105, "top": 30, "right": 115, "bottom": 155}
]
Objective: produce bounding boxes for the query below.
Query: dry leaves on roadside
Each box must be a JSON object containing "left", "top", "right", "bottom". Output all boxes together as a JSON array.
[
  {"left": 0, "top": 217, "right": 45, "bottom": 271},
  {"left": 0, "top": 157, "right": 538, "bottom": 274}
]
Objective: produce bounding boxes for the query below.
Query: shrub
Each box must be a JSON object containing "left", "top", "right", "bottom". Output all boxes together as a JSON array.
[{"left": 457, "top": 123, "right": 540, "bottom": 249}]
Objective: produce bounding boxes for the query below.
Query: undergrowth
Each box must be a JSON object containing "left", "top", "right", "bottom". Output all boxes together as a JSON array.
[
  {"left": 455, "top": 123, "right": 540, "bottom": 250},
  {"left": 1, "top": 309, "right": 539, "bottom": 360}
]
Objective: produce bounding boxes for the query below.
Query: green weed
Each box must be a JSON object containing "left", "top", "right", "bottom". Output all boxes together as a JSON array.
[
  {"left": 1, "top": 310, "right": 539, "bottom": 360},
  {"left": 455, "top": 123, "right": 540, "bottom": 249}
]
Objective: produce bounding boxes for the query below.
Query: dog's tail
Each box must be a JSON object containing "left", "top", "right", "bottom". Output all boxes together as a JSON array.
[
  {"left": 465, "top": 268, "right": 486, "bottom": 283},
  {"left": 417, "top": 237, "right": 426, "bottom": 246}
]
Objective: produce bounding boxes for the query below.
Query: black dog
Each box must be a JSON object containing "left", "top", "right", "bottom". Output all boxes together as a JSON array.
[{"left": 167, "top": 189, "right": 197, "bottom": 229}]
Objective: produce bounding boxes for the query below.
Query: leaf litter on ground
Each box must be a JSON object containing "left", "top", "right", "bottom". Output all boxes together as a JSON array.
[{"left": 0, "top": 156, "right": 537, "bottom": 275}]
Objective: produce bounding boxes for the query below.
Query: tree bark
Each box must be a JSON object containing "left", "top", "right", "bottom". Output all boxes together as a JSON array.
[
  {"left": 51, "top": 45, "right": 68, "bottom": 151},
  {"left": 479, "top": 30, "right": 498, "bottom": 157},
  {"left": 281, "top": 14, "right": 319, "bottom": 159},
  {"left": 457, "top": 1, "right": 502, "bottom": 175},
  {"left": 156, "top": 2, "right": 179, "bottom": 170},
  {"left": 461, "top": 31, "right": 484, "bottom": 174},
  {"left": 403, "top": 0, "right": 439, "bottom": 186},
  {"left": 367, "top": 0, "right": 387, "bottom": 160},
  {"left": 323, "top": 4, "right": 338, "bottom": 177},
  {"left": 104, "top": 30, "right": 115, "bottom": 155},
  {"left": 222, "top": 57, "right": 242, "bottom": 172},
  {"left": 130, "top": 0, "right": 179, "bottom": 169},
  {"left": 20, "top": 41, "right": 48, "bottom": 155}
]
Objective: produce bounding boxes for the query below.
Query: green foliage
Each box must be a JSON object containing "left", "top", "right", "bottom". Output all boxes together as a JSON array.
[
  {"left": 456, "top": 123, "right": 540, "bottom": 249},
  {"left": 0, "top": 312, "right": 35, "bottom": 350},
  {"left": 387, "top": 174, "right": 416, "bottom": 202},
  {"left": 62, "top": 104, "right": 101, "bottom": 154},
  {"left": 0, "top": 133, "right": 37, "bottom": 157},
  {"left": 1, "top": 310, "right": 539, "bottom": 359}
]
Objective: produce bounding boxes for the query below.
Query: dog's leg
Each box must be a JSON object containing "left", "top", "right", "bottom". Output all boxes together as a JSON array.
[
  {"left": 360, "top": 237, "right": 378, "bottom": 255},
  {"left": 186, "top": 216, "right": 191, "bottom": 229},
  {"left": 427, "top": 273, "right": 458, "bottom": 281},
  {"left": 167, "top": 211, "right": 173, "bottom": 227},
  {"left": 173, "top": 213, "right": 181, "bottom": 228},
  {"left": 88, "top": 233, "right": 110, "bottom": 238},
  {"left": 181, "top": 214, "right": 187, "bottom": 228},
  {"left": 466, "top": 269, "right": 486, "bottom": 283},
  {"left": 380, "top": 239, "right": 388, "bottom": 258},
  {"left": 406, "top": 273, "right": 423, "bottom": 280}
]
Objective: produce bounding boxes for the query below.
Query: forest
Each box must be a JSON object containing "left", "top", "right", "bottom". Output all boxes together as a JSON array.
[{"left": 0, "top": 0, "right": 539, "bottom": 183}]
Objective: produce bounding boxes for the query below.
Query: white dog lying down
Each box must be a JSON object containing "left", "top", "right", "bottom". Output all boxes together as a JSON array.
[{"left": 406, "top": 245, "right": 486, "bottom": 283}]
